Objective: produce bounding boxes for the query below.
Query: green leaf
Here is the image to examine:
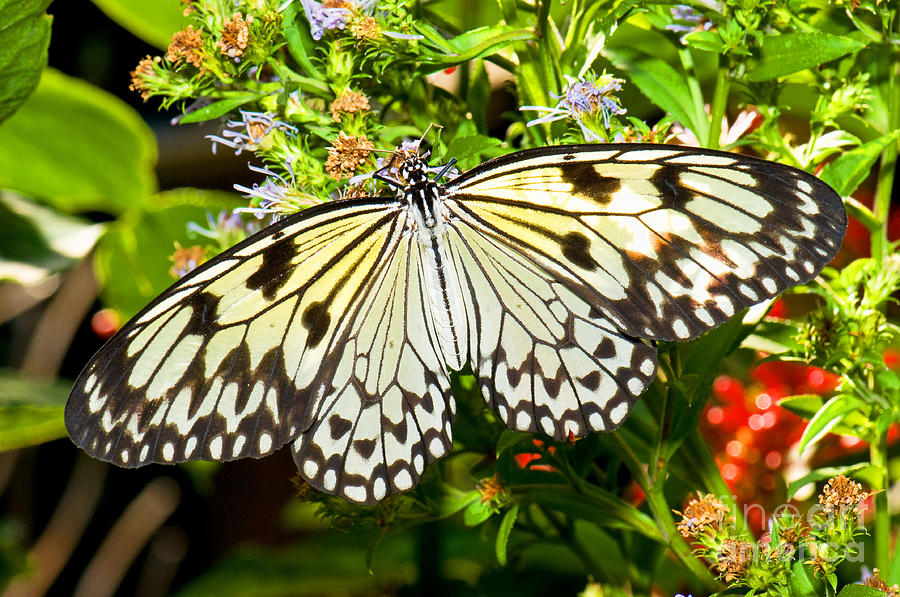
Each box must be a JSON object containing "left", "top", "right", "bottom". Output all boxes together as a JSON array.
[
  {"left": 463, "top": 499, "right": 494, "bottom": 527},
  {"left": 820, "top": 129, "right": 900, "bottom": 197},
  {"left": 495, "top": 504, "right": 519, "bottom": 565},
  {"left": 445, "top": 134, "right": 505, "bottom": 171},
  {"left": 0, "top": 369, "right": 71, "bottom": 451},
  {"left": 420, "top": 25, "right": 534, "bottom": 67},
  {"left": 0, "top": 0, "right": 51, "bottom": 124},
  {"left": 789, "top": 561, "right": 823, "bottom": 597},
  {"left": 786, "top": 463, "right": 872, "bottom": 500},
  {"left": 778, "top": 394, "right": 826, "bottom": 420},
  {"left": 178, "top": 94, "right": 264, "bottom": 124},
  {"left": 0, "top": 191, "right": 104, "bottom": 284},
  {"left": 682, "top": 30, "right": 724, "bottom": 53},
  {"left": 835, "top": 585, "right": 889, "bottom": 597},
  {"left": 89, "top": 0, "right": 190, "bottom": 49},
  {"left": 603, "top": 48, "right": 700, "bottom": 138},
  {"left": 797, "top": 394, "right": 864, "bottom": 455},
  {"left": 0, "top": 69, "right": 158, "bottom": 214},
  {"left": 748, "top": 33, "right": 866, "bottom": 82},
  {"left": 94, "top": 189, "right": 242, "bottom": 319},
  {"left": 526, "top": 487, "right": 659, "bottom": 540}
]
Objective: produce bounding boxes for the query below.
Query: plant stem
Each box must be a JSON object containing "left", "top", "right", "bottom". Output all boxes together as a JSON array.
[
  {"left": 870, "top": 432, "right": 890, "bottom": 573},
  {"left": 871, "top": 52, "right": 899, "bottom": 262},
  {"left": 610, "top": 434, "right": 720, "bottom": 591},
  {"left": 708, "top": 65, "right": 730, "bottom": 150}
]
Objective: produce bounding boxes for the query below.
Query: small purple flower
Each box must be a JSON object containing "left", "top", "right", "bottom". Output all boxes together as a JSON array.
[
  {"left": 234, "top": 164, "right": 322, "bottom": 218},
  {"left": 206, "top": 111, "right": 297, "bottom": 155},
  {"left": 299, "top": 0, "right": 352, "bottom": 40},
  {"left": 522, "top": 74, "right": 626, "bottom": 142},
  {"left": 666, "top": 4, "right": 715, "bottom": 37}
]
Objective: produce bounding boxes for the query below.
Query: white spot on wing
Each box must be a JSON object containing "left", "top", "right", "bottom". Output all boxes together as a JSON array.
[{"left": 210, "top": 436, "right": 223, "bottom": 459}]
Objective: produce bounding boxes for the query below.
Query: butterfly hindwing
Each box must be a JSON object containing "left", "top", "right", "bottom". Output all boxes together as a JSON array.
[
  {"left": 446, "top": 215, "right": 658, "bottom": 439},
  {"left": 292, "top": 217, "right": 454, "bottom": 504}
]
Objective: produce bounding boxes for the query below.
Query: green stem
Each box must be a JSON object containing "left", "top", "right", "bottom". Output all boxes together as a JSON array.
[
  {"left": 707, "top": 65, "right": 730, "bottom": 150},
  {"left": 870, "top": 433, "right": 890, "bottom": 574},
  {"left": 678, "top": 48, "right": 709, "bottom": 146},
  {"left": 610, "top": 434, "right": 720, "bottom": 591},
  {"left": 871, "top": 53, "right": 899, "bottom": 262}
]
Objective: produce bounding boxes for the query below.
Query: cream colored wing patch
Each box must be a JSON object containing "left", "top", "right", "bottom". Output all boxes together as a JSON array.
[{"left": 447, "top": 144, "right": 845, "bottom": 342}]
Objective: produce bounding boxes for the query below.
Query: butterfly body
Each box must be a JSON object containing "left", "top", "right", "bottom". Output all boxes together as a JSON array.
[{"left": 66, "top": 144, "right": 846, "bottom": 504}]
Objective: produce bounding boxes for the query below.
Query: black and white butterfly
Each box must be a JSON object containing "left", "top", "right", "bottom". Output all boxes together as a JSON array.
[{"left": 65, "top": 144, "right": 846, "bottom": 504}]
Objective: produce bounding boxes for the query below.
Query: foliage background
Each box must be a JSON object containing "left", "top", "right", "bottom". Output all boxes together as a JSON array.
[{"left": 0, "top": 0, "right": 899, "bottom": 596}]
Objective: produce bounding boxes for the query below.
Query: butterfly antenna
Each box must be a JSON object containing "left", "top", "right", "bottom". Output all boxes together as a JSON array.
[{"left": 434, "top": 157, "right": 457, "bottom": 181}]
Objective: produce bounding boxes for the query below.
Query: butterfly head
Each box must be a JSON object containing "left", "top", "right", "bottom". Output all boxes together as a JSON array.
[{"left": 399, "top": 157, "right": 430, "bottom": 185}]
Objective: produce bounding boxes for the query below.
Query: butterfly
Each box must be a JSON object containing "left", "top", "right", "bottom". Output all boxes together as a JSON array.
[{"left": 65, "top": 143, "right": 846, "bottom": 504}]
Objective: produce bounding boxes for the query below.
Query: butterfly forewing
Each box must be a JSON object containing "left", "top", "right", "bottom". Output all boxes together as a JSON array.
[
  {"left": 446, "top": 145, "right": 845, "bottom": 343},
  {"left": 66, "top": 199, "right": 406, "bottom": 468}
]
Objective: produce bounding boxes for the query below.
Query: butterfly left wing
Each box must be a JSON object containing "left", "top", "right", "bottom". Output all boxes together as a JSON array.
[{"left": 442, "top": 144, "right": 845, "bottom": 438}]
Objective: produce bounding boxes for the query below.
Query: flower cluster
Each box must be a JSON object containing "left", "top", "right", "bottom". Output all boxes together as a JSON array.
[
  {"left": 676, "top": 477, "right": 870, "bottom": 592},
  {"left": 522, "top": 73, "right": 627, "bottom": 142}
]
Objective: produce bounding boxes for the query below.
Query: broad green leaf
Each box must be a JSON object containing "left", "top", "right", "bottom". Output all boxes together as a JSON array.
[
  {"left": 836, "top": 585, "right": 889, "bottom": 597},
  {"left": 778, "top": 394, "right": 827, "bottom": 420},
  {"left": 90, "top": 0, "right": 190, "bottom": 49},
  {"left": 820, "top": 129, "right": 900, "bottom": 197},
  {"left": 0, "top": 69, "right": 157, "bottom": 214},
  {"left": 603, "top": 48, "right": 699, "bottom": 138},
  {"left": 748, "top": 33, "right": 866, "bottom": 82},
  {"left": 797, "top": 394, "right": 864, "bottom": 455},
  {"left": 94, "top": 189, "right": 242, "bottom": 319},
  {"left": 0, "top": 191, "right": 104, "bottom": 284},
  {"left": 527, "top": 487, "right": 659, "bottom": 540},
  {"left": 0, "top": 0, "right": 51, "bottom": 124},
  {"left": 786, "top": 463, "right": 873, "bottom": 500},
  {"left": 495, "top": 504, "right": 519, "bottom": 565},
  {"left": 0, "top": 369, "right": 71, "bottom": 451}
]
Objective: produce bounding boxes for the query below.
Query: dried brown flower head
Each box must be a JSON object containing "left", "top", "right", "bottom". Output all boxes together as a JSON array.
[
  {"left": 325, "top": 132, "right": 374, "bottom": 180},
  {"left": 169, "top": 243, "right": 206, "bottom": 278},
  {"left": 341, "top": 184, "right": 371, "bottom": 200},
  {"left": 864, "top": 569, "right": 900, "bottom": 596},
  {"left": 323, "top": 0, "right": 350, "bottom": 7},
  {"left": 716, "top": 539, "right": 753, "bottom": 583},
  {"left": 351, "top": 15, "right": 381, "bottom": 40},
  {"left": 676, "top": 492, "right": 731, "bottom": 538},
  {"left": 218, "top": 13, "right": 251, "bottom": 59},
  {"left": 180, "top": 0, "right": 195, "bottom": 16},
  {"left": 477, "top": 473, "right": 506, "bottom": 504},
  {"left": 166, "top": 25, "right": 204, "bottom": 68},
  {"left": 819, "top": 474, "right": 868, "bottom": 515},
  {"left": 330, "top": 90, "right": 370, "bottom": 122},
  {"left": 129, "top": 55, "right": 159, "bottom": 100}
]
